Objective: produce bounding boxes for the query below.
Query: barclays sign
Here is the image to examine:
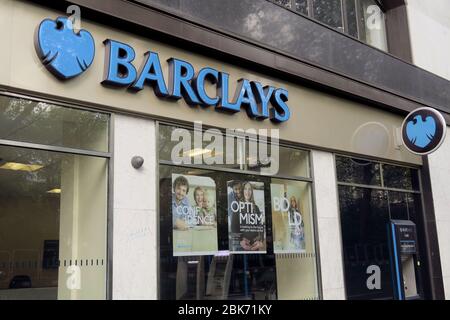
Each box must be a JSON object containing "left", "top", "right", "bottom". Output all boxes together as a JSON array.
[
  {"left": 35, "top": 17, "right": 291, "bottom": 123},
  {"left": 35, "top": 17, "right": 95, "bottom": 80},
  {"left": 401, "top": 107, "right": 446, "bottom": 155}
]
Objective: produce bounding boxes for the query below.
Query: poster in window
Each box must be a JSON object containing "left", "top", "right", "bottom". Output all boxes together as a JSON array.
[
  {"left": 172, "top": 174, "right": 218, "bottom": 256},
  {"left": 227, "top": 180, "right": 266, "bottom": 254},
  {"left": 271, "top": 183, "right": 306, "bottom": 254}
]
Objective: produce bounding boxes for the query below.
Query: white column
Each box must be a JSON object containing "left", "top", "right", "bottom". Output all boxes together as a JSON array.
[
  {"left": 0, "top": 0, "right": 12, "bottom": 87},
  {"left": 112, "top": 114, "right": 157, "bottom": 299},
  {"left": 311, "top": 150, "right": 346, "bottom": 300},
  {"left": 428, "top": 129, "right": 450, "bottom": 299}
]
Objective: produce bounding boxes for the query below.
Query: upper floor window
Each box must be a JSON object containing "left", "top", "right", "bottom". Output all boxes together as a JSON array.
[{"left": 273, "top": 0, "right": 388, "bottom": 51}]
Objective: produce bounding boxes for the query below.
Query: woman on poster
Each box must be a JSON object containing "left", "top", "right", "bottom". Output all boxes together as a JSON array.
[
  {"left": 288, "top": 196, "right": 305, "bottom": 251},
  {"left": 239, "top": 182, "right": 265, "bottom": 252}
]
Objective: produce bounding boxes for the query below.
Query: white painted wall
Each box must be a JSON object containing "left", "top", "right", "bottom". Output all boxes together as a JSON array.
[
  {"left": 427, "top": 132, "right": 450, "bottom": 299},
  {"left": 311, "top": 150, "right": 346, "bottom": 300},
  {"left": 407, "top": 0, "right": 450, "bottom": 299},
  {"left": 112, "top": 114, "right": 158, "bottom": 299},
  {"left": 407, "top": 0, "right": 450, "bottom": 80}
]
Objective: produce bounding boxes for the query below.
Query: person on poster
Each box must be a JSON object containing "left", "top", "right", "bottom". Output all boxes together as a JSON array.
[
  {"left": 288, "top": 196, "right": 305, "bottom": 250},
  {"left": 193, "top": 186, "right": 216, "bottom": 226},
  {"left": 239, "top": 182, "right": 265, "bottom": 251},
  {"left": 172, "top": 174, "right": 218, "bottom": 257},
  {"left": 228, "top": 180, "right": 243, "bottom": 236},
  {"left": 172, "top": 175, "right": 192, "bottom": 230},
  {"left": 228, "top": 180, "right": 243, "bottom": 207}
]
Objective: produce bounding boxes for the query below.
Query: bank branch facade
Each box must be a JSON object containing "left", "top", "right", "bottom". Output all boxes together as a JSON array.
[{"left": 0, "top": 0, "right": 448, "bottom": 300}]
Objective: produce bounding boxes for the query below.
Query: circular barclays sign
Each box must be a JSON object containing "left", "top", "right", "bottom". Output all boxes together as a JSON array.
[{"left": 401, "top": 107, "right": 447, "bottom": 155}]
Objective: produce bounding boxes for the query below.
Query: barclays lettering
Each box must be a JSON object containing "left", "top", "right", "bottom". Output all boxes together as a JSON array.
[
  {"left": 35, "top": 18, "right": 291, "bottom": 122},
  {"left": 101, "top": 39, "right": 290, "bottom": 122}
]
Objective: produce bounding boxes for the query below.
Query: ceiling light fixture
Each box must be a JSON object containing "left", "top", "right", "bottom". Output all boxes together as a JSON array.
[
  {"left": 0, "top": 162, "right": 44, "bottom": 172},
  {"left": 182, "top": 148, "right": 213, "bottom": 158},
  {"left": 46, "top": 188, "right": 61, "bottom": 194}
]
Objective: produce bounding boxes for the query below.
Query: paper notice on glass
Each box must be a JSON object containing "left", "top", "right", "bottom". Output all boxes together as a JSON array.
[
  {"left": 172, "top": 174, "right": 218, "bottom": 256},
  {"left": 227, "top": 180, "right": 266, "bottom": 254},
  {"left": 271, "top": 183, "right": 306, "bottom": 254}
]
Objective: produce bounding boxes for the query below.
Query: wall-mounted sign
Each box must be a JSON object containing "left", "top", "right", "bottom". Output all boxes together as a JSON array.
[
  {"left": 401, "top": 107, "right": 446, "bottom": 155},
  {"left": 35, "top": 17, "right": 291, "bottom": 123},
  {"left": 35, "top": 17, "right": 95, "bottom": 80}
]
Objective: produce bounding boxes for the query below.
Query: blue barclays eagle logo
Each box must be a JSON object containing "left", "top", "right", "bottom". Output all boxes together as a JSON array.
[
  {"left": 406, "top": 115, "right": 437, "bottom": 148},
  {"left": 35, "top": 17, "right": 95, "bottom": 80}
]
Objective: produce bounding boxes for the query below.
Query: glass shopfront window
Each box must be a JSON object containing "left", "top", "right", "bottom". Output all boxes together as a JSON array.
[
  {"left": 158, "top": 124, "right": 319, "bottom": 300},
  {"left": 0, "top": 95, "right": 109, "bottom": 300},
  {"left": 335, "top": 155, "right": 424, "bottom": 300},
  {"left": 0, "top": 95, "right": 109, "bottom": 153}
]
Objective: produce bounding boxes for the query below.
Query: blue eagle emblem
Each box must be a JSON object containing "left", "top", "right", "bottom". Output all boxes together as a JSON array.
[
  {"left": 35, "top": 17, "right": 95, "bottom": 79},
  {"left": 406, "top": 115, "right": 437, "bottom": 148}
]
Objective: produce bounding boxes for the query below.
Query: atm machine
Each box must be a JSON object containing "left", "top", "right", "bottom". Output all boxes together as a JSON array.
[{"left": 388, "top": 220, "right": 421, "bottom": 300}]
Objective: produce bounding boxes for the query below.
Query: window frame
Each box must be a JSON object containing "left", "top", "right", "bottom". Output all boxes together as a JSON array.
[
  {"left": 0, "top": 91, "right": 113, "bottom": 300},
  {"left": 334, "top": 153, "right": 426, "bottom": 300},
  {"left": 155, "top": 120, "right": 323, "bottom": 300}
]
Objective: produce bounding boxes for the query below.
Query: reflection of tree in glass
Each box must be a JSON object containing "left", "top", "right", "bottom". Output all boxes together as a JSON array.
[
  {"left": 0, "top": 97, "right": 108, "bottom": 152},
  {"left": 336, "top": 156, "right": 381, "bottom": 186},
  {"left": 312, "top": 0, "right": 343, "bottom": 30},
  {"left": 382, "top": 164, "right": 417, "bottom": 191},
  {"left": 159, "top": 126, "right": 175, "bottom": 160}
]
